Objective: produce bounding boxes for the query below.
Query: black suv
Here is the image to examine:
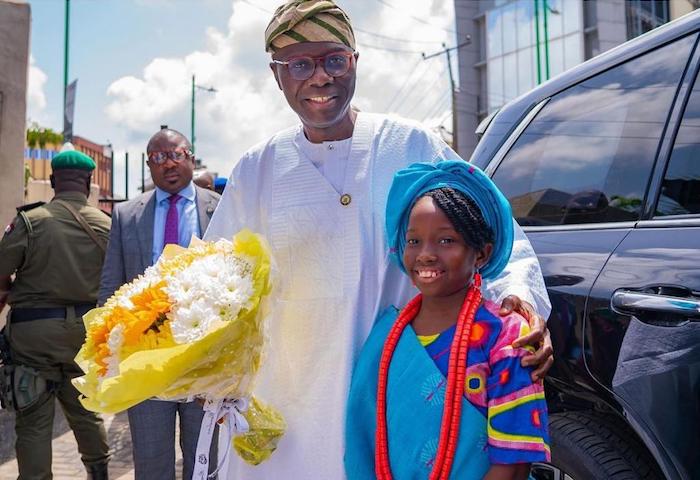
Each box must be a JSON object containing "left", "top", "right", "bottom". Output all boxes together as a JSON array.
[{"left": 471, "top": 10, "right": 700, "bottom": 480}]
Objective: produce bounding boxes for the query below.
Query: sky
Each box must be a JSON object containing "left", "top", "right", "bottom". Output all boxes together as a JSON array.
[{"left": 27, "top": 0, "right": 458, "bottom": 198}]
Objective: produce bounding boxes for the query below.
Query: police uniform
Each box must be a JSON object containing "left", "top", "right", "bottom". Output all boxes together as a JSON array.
[{"left": 0, "top": 150, "right": 110, "bottom": 480}]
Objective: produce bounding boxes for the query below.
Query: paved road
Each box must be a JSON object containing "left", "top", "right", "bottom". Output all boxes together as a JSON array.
[{"left": 0, "top": 404, "right": 184, "bottom": 479}]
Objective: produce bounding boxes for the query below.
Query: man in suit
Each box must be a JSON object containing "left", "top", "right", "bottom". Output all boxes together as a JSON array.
[{"left": 98, "top": 126, "right": 220, "bottom": 480}]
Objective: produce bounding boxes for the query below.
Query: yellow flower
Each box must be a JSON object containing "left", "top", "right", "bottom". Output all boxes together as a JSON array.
[{"left": 89, "top": 281, "right": 173, "bottom": 376}]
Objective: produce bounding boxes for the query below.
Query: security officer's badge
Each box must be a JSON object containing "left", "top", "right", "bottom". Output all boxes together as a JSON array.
[{"left": 3, "top": 221, "right": 15, "bottom": 238}]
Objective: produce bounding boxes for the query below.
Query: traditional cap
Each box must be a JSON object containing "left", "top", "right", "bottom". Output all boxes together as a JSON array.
[
  {"left": 265, "top": 0, "right": 355, "bottom": 53},
  {"left": 386, "top": 161, "right": 514, "bottom": 280},
  {"left": 51, "top": 150, "right": 96, "bottom": 171}
]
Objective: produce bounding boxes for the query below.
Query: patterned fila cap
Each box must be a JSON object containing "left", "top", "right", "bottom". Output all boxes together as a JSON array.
[{"left": 265, "top": 0, "right": 355, "bottom": 53}]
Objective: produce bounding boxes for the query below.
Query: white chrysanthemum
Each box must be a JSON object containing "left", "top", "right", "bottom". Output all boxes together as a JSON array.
[
  {"left": 104, "top": 324, "right": 125, "bottom": 379},
  {"left": 166, "top": 250, "right": 254, "bottom": 344}
]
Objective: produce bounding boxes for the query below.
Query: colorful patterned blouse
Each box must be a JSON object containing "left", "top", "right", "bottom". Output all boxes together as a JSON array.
[{"left": 416, "top": 300, "right": 551, "bottom": 464}]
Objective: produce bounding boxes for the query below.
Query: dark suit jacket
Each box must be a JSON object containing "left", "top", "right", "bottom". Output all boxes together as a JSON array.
[{"left": 98, "top": 185, "right": 220, "bottom": 305}]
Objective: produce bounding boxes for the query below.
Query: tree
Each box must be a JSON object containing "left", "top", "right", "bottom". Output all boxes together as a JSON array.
[{"left": 26, "top": 123, "right": 63, "bottom": 149}]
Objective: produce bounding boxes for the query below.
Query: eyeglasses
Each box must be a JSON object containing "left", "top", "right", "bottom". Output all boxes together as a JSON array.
[
  {"left": 147, "top": 149, "right": 192, "bottom": 165},
  {"left": 272, "top": 51, "right": 355, "bottom": 81}
]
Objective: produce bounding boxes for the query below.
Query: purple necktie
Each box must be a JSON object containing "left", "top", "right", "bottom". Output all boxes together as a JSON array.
[{"left": 164, "top": 194, "right": 181, "bottom": 246}]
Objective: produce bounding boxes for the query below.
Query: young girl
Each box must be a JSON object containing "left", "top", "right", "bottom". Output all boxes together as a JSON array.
[{"left": 345, "top": 161, "right": 550, "bottom": 480}]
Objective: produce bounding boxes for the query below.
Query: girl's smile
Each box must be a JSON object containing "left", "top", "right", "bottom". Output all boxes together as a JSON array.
[
  {"left": 403, "top": 196, "right": 484, "bottom": 300},
  {"left": 414, "top": 268, "right": 445, "bottom": 280}
]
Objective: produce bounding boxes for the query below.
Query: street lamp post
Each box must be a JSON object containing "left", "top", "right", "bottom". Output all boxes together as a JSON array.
[
  {"left": 534, "top": 0, "right": 559, "bottom": 84},
  {"left": 63, "top": 0, "right": 70, "bottom": 118},
  {"left": 190, "top": 75, "right": 217, "bottom": 155},
  {"left": 421, "top": 37, "right": 472, "bottom": 153}
]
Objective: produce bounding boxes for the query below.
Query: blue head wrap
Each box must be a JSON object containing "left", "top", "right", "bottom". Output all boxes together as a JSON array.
[{"left": 386, "top": 160, "right": 513, "bottom": 280}]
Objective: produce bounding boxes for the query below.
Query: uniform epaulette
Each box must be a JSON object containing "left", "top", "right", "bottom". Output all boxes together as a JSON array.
[{"left": 16, "top": 201, "right": 46, "bottom": 213}]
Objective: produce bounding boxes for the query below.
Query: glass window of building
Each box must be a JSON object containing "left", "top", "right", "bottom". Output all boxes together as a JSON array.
[
  {"left": 502, "top": 2, "right": 518, "bottom": 54},
  {"left": 564, "top": 33, "right": 583, "bottom": 70},
  {"left": 490, "top": 34, "right": 696, "bottom": 226},
  {"left": 626, "top": 0, "right": 669, "bottom": 40},
  {"left": 488, "top": 56, "right": 504, "bottom": 111},
  {"left": 549, "top": 37, "right": 565, "bottom": 77},
  {"left": 516, "top": 1, "right": 533, "bottom": 48},
  {"left": 503, "top": 53, "right": 518, "bottom": 100},
  {"left": 487, "top": 9, "right": 504, "bottom": 58},
  {"left": 517, "top": 47, "right": 535, "bottom": 93},
  {"left": 485, "top": 0, "right": 584, "bottom": 113},
  {"left": 656, "top": 68, "right": 700, "bottom": 217},
  {"left": 563, "top": 0, "right": 582, "bottom": 34},
  {"left": 477, "top": 15, "right": 487, "bottom": 62},
  {"left": 547, "top": 0, "right": 564, "bottom": 38}
]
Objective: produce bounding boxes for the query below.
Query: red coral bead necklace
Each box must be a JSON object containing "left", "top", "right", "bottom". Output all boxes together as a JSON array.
[{"left": 375, "top": 273, "right": 482, "bottom": 480}]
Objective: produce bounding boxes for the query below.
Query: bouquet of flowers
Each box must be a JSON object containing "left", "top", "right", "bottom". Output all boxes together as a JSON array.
[{"left": 73, "top": 229, "right": 285, "bottom": 466}]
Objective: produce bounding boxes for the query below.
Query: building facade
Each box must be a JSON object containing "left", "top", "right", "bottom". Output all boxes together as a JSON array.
[
  {"left": 24, "top": 135, "right": 114, "bottom": 211},
  {"left": 454, "top": 0, "right": 698, "bottom": 160},
  {"left": 73, "top": 136, "right": 113, "bottom": 202},
  {"left": 24, "top": 142, "right": 60, "bottom": 183}
]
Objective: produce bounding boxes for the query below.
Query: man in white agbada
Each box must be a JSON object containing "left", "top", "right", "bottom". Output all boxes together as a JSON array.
[{"left": 204, "top": 1, "right": 554, "bottom": 478}]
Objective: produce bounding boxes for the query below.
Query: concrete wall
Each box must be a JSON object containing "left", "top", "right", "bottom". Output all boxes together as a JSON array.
[
  {"left": 670, "top": 0, "right": 697, "bottom": 19},
  {"left": 0, "top": 0, "right": 30, "bottom": 228},
  {"left": 596, "top": 0, "right": 628, "bottom": 53},
  {"left": 453, "top": 0, "right": 481, "bottom": 161}
]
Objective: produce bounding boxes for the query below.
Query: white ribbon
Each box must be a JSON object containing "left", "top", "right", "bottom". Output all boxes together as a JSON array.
[{"left": 192, "top": 398, "right": 250, "bottom": 480}]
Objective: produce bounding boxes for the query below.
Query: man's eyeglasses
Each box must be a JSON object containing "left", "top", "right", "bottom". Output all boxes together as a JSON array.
[
  {"left": 272, "top": 51, "right": 355, "bottom": 81},
  {"left": 147, "top": 149, "right": 192, "bottom": 165}
]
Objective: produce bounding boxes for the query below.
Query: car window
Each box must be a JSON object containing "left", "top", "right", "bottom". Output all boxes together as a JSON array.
[
  {"left": 655, "top": 68, "right": 700, "bottom": 217},
  {"left": 491, "top": 34, "right": 696, "bottom": 226}
]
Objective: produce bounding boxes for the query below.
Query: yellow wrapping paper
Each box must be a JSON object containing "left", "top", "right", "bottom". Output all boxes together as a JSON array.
[{"left": 72, "top": 230, "right": 285, "bottom": 464}]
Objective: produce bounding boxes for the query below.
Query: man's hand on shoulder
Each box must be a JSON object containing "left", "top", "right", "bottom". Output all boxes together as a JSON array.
[{"left": 499, "top": 295, "right": 554, "bottom": 382}]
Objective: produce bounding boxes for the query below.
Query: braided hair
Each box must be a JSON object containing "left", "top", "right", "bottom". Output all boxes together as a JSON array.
[{"left": 423, "top": 187, "right": 494, "bottom": 251}]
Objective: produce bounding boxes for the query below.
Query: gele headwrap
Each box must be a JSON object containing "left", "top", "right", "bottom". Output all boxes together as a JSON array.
[
  {"left": 385, "top": 160, "right": 514, "bottom": 280},
  {"left": 265, "top": 0, "right": 355, "bottom": 53}
]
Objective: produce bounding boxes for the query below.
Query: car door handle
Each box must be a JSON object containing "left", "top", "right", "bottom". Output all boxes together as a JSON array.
[{"left": 612, "top": 290, "right": 700, "bottom": 319}]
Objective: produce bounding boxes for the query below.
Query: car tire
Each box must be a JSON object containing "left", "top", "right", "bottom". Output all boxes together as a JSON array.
[
  {"left": 559, "top": 412, "right": 664, "bottom": 480},
  {"left": 534, "top": 412, "right": 658, "bottom": 480}
]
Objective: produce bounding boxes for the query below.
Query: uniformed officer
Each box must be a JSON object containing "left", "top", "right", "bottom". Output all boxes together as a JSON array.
[{"left": 0, "top": 149, "right": 111, "bottom": 480}]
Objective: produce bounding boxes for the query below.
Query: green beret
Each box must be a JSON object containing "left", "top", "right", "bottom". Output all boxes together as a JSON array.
[{"left": 51, "top": 150, "right": 96, "bottom": 171}]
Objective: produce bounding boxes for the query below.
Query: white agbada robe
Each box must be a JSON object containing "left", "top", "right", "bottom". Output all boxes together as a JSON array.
[{"left": 204, "top": 112, "right": 551, "bottom": 479}]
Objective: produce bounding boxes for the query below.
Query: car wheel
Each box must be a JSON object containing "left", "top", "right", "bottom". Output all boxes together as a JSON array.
[
  {"left": 556, "top": 412, "right": 664, "bottom": 480},
  {"left": 531, "top": 412, "right": 653, "bottom": 480}
]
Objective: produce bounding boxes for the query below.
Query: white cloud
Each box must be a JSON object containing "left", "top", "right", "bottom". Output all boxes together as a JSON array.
[
  {"left": 26, "top": 54, "right": 48, "bottom": 124},
  {"left": 105, "top": 0, "right": 456, "bottom": 180}
]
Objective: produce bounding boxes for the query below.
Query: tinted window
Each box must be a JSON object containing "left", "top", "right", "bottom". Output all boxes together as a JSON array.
[
  {"left": 491, "top": 34, "right": 696, "bottom": 226},
  {"left": 656, "top": 70, "right": 700, "bottom": 217}
]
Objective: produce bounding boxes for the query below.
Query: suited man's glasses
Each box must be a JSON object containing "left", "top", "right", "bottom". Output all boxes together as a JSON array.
[{"left": 148, "top": 149, "right": 192, "bottom": 165}]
